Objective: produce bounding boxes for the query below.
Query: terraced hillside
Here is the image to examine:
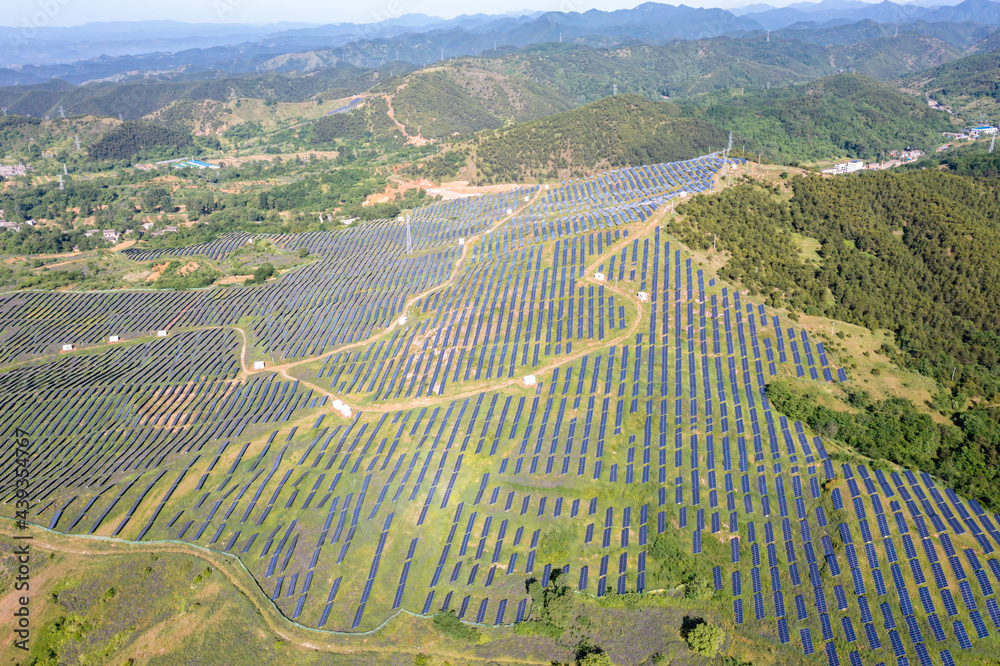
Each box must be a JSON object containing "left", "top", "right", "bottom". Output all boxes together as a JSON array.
[{"left": 2, "top": 155, "right": 999, "bottom": 665}]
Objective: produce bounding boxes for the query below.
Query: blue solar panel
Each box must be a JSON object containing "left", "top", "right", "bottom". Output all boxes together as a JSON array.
[
  {"left": 940, "top": 650, "right": 955, "bottom": 666},
  {"left": 954, "top": 620, "right": 973, "bottom": 649},
  {"left": 801, "top": 628, "right": 815, "bottom": 655},
  {"left": 889, "top": 630, "right": 905, "bottom": 657},
  {"left": 918, "top": 586, "right": 936, "bottom": 614},
  {"left": 865, "top": 623, "right": 882, "bottom": 650},
  {"left": 825, "top": 641, "right": 841, "bottom": 666},
  {"left": 859, "top": 595, "right": 873, "bottom": 624},
  {"left": 796, "top": 595, "right": 809, "bottom": 620},
  {"left": 987, "top": 598, "right": 1000, "bottom": 628},
  {"left": 881, "top": 602, "right": 897, "bottom": 629},
  {"left": 959, "top": 579, "right": 978, "bottom": 610},
  {"left": 942, "top": 589, "right": 959, "bottom": 617},
  {"left": 821, "top": 613, "right": 834, "bottom": 640},
  {"left": 971, "top": 610, "right": 989, "bottom": 639},
  {"left": 842, "top": 616, "right": 857, "bottom": 643}
]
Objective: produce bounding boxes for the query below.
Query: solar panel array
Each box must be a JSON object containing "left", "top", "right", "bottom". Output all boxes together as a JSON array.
[{"left": 9, "top": 154, "right": 995, "bottom": 660}]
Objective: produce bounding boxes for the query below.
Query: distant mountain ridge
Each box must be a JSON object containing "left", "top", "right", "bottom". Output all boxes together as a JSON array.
[{"left": 5, "top": 0, "right": 1000, "bottom": 87}]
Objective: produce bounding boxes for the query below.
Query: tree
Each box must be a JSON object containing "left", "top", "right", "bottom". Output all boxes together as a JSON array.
[
  {"left": 685, "top": 622, "right": 724, "bottom": 657},
  {"left": 246, "top": 262, "right": 276, "bottom": 285},
  {"left": 683, "top": 572, "right": 715, "bottom": 600},
  {"left": 579, "top": 653, "right": 613, "bottom": 666}
]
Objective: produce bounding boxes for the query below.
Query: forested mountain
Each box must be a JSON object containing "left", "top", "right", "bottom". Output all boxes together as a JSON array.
[
  {"left": 463, "top": 74, "right": 950, "bottom": 182},
  {"left": 87, "top": 121, "right": 193, "bottom": 161},
  {"left": 901, "top": 50, "right": 1000, "bottom": 115},
  {"left": 344, "top": 35, "right": 962, "bottom": 145},
  {"left": 686, "top": 73, "right": 953, "bottom": 162}
]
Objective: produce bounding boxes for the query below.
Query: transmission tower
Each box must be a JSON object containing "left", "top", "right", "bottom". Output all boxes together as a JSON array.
[
  {"left": 59, "top": 105, "right": 65, "bottom": 119},
  {"left": 58, "top": 174, "right": 64, "bottom": 191},
  {"left": 991, "top": 134, "right": 996, "bottom": 154},
  {"left": 727, "top": 130, "right": 733, "bottom": 153},
  {"left": 405, "top": 215, "right": 412, "bottom": 253},
  {"left": 74, "top": 136, "right": 81, "bottom": 151}
]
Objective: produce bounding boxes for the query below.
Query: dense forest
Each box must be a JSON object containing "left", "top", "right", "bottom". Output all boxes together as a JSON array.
[
  {"left": 88, "top": 120, "right": 194, "bottom": 161},
  {"left": 673, "top": 169, "right": 1000, "bottom": 398}
]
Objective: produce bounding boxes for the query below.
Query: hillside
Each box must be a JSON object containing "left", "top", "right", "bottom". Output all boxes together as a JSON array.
[
  {"left": 902, "top": 50, "right": 1000, "bottom": 116},
  {"left": 673, "top": 169, "right": 1000, "bottom": 400},
  {"left": 87, "top": 120, "right": 194, "bottom": 161},
  {"left": 687, "top": 73, "right": 953, "bottom": 162},
  {"left": 470, "top": 95, "right": 726, "bottom": 182},
  {"left": 0, "top": 64, "right": 405, "bottom": 120}
]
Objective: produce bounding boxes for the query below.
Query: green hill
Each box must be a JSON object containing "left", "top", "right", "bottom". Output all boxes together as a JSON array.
[
  {"left": 87, "top": 120, "right": 193, "bottom": 161},
  {"left": 686, "top": 73, "right": 953, "bottom": 162},
  {"left": 470, "top": 94, "right": 726, "bottom": 183},
  {"left": 902, "top": 50, "right": 1000, "bottom": 117}
]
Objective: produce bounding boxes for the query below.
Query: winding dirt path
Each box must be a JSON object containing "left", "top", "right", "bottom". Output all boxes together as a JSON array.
[{"left": 1, "top": 524, "right": 550, "bottom": 662}]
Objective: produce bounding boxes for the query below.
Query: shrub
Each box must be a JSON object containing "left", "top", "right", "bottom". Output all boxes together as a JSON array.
[
  {"left": 686, "top": 622, "right": 724, "bottom": 657},
  {"left": 432, "top": 610, "right": 479, "bottom": 642}
]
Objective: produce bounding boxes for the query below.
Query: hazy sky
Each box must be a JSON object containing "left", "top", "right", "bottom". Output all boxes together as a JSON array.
[{"left": 1, "top": 0, "right": 794, "bottom": 28}]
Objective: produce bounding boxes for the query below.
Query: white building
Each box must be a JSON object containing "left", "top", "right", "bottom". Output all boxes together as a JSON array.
[{"left": 833, "top": 160, "right": 864, "bottom": 175}]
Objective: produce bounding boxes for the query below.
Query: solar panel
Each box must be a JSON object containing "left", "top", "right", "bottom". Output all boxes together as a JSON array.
[
  {"left": 953, "top": 620, "right": 973, "bottom": 650},
  {"left": 801, "top": 628, "right": 815, "bottom": 655},
  {"left": 777, "top": 618, "right": 790, "bottom": 644},
  {"left": 865, "top": 623, "right": 882, "bottom": 650},
  {"left": 971, "top": 610, "right": 989, "bottom": 639},
  {"left": 821, "top": 613, "right": 834, "bottom": 640}
]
